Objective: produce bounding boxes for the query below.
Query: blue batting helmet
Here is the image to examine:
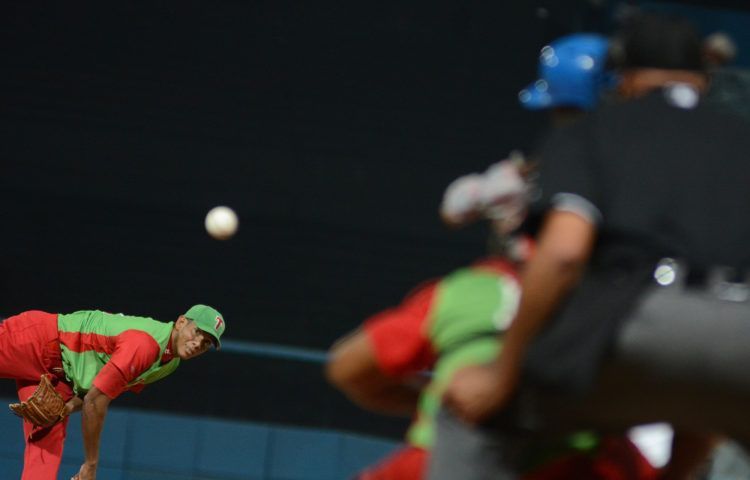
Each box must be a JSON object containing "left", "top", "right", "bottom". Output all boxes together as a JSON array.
[{"left": 519, "top": 33, "right": 611, "bottom": 111}]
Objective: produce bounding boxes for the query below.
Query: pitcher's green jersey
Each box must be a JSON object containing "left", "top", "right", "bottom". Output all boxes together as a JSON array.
[{"left": 58, "top": 310, "right": 180, "bottom": 398}]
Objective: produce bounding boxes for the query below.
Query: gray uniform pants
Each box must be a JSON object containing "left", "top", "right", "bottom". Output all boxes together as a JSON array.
[{"left": 428, "top": 284, "right": 750, "bottom": 480}]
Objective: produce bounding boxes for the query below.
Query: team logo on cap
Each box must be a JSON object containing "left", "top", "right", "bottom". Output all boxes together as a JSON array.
[{"left": 215, "top": 316, "right": 224, "bottom": 331}]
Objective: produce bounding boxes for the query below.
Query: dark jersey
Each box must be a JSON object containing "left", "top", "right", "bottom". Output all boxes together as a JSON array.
[{"left": 536, "top": 84, "right": 750, "bottom": 270}]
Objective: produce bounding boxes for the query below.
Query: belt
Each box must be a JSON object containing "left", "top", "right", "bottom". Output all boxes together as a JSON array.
[{"left": 653, "top": 258, "right": 750, "bottom": 302}]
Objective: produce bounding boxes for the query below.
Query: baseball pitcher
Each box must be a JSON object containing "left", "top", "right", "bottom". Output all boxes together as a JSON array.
[{"left": 0, "top": 305, "right": 225, "bottom": 480}]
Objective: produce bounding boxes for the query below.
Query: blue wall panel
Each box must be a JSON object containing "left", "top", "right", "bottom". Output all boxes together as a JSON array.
[
  {"left": 338, "top": 433, "right": 399, "bottom": 479},
  {"left": 0, "top": 397, "right": 397, "bottom": 480},
  {"left": 196, "top": 417, "right": 270, "bottom": 479},
  {"left": 128, "top": 411, "right": 201, "bottom": 475},
  {"left": 63, "top": 409, "right": 130, "bottom": 466},
  {"left": 268, "top": 427, "right": 342, "bottom": 480},
  {"left": 0, "top": 413, "right": 24, "bottom": 458},
  {"left": 59, "top": 463, "right": 125, "bottom": 480},
  {"left": 0, "top": 457, "right": 22, "bottom": 479}
]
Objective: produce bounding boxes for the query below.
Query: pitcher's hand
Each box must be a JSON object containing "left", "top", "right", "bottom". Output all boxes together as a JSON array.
[{"left": 71, "top": 462, "right": 96, "bottom": 480}]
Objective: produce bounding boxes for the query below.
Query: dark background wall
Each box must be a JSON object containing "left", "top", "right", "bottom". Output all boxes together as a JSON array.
[
  {"left": 0, "top": 0, "right": 557, "bottom": 437},
  {"left": 1, "top": 0, "right": 551, "bottom": 346},
  {"left": 2, "top": 0, "right": 744, "bottom": 437}
]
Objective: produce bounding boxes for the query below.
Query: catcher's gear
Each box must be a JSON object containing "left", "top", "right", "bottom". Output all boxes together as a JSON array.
[{"left": 9, "top": 374, "right": 67, "bottom": 428}]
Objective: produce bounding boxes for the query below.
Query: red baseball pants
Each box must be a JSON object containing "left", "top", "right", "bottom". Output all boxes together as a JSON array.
[{"left": 0, "top": 311, "right": 74, "bottom": 480}]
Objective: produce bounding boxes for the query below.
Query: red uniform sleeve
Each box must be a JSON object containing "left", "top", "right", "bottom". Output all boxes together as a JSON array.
[
  {"left": 363, "top": 282, "right": 438, "bottom": 378},
  {"left": 127, "top": 383, "right": 147, "bottom": 394},
  {"left": 92, "top": 330, "right": 161, "bottom": 399}
]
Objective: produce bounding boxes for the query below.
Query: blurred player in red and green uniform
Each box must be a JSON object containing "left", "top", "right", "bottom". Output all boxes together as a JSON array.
[
  {"left": 328, "top": 251, "right": 523, "bottom": 479},
  {"left": 0, "top": 304, "right": 225, "bottom": 480},
  {"left": 327, "top": 157, "right": 657, "bottom": 479}
]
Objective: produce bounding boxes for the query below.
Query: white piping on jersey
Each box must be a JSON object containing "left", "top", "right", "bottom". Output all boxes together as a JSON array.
[{"left": 493, "top": 278, "right": 521, "bottom": 332}]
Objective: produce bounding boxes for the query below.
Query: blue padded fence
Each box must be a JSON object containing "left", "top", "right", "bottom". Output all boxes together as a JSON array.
[{"left": 0, "top": 401, "right": 397, "bottom": 480}]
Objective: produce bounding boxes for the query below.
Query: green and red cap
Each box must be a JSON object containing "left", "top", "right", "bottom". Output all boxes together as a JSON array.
[{"left": 184, "top": 304, "right": 225, "bottom": 349}]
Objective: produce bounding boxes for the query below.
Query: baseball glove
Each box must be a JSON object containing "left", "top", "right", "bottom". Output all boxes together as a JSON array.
[{"left": 9, "top": 374, "right": 67, "bottom": 428}]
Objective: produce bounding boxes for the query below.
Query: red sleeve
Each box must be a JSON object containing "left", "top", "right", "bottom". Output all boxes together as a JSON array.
[
  {"left": 127, "top": 383, "right": 147, "bottom": 394},
  {"left": 92, "top": 330, "right": 161, "bottom": 399},
  {"left": 363, "top": 282, "right": 438, "bottom": 378}
]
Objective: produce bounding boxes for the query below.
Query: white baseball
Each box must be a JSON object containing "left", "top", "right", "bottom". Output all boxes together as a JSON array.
[{"left": 205, "top": 206, "right": 238, "bottom": 240}]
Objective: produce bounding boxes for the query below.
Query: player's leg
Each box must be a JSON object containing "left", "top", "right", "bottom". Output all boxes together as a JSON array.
[
  {"left": 427, "top": 408, "right": 525, "bottom": 480},
  {"left": 0, "top": 311, "right": 60, "bottom": 380},
  {"left": 525, "top": 286, "right": 750, "bottom": 479},
  {"left": 1, "top": 312, "right": 73, "bottom": 480},
  {"left": 17, "top": 380, "right": 70, "bottom": 480},
  {"left": 530, "top": 285, "right": 750, "bottom": 434},
  {"left": 606, "top": 286, "right": 750, "bottom": 435}
]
